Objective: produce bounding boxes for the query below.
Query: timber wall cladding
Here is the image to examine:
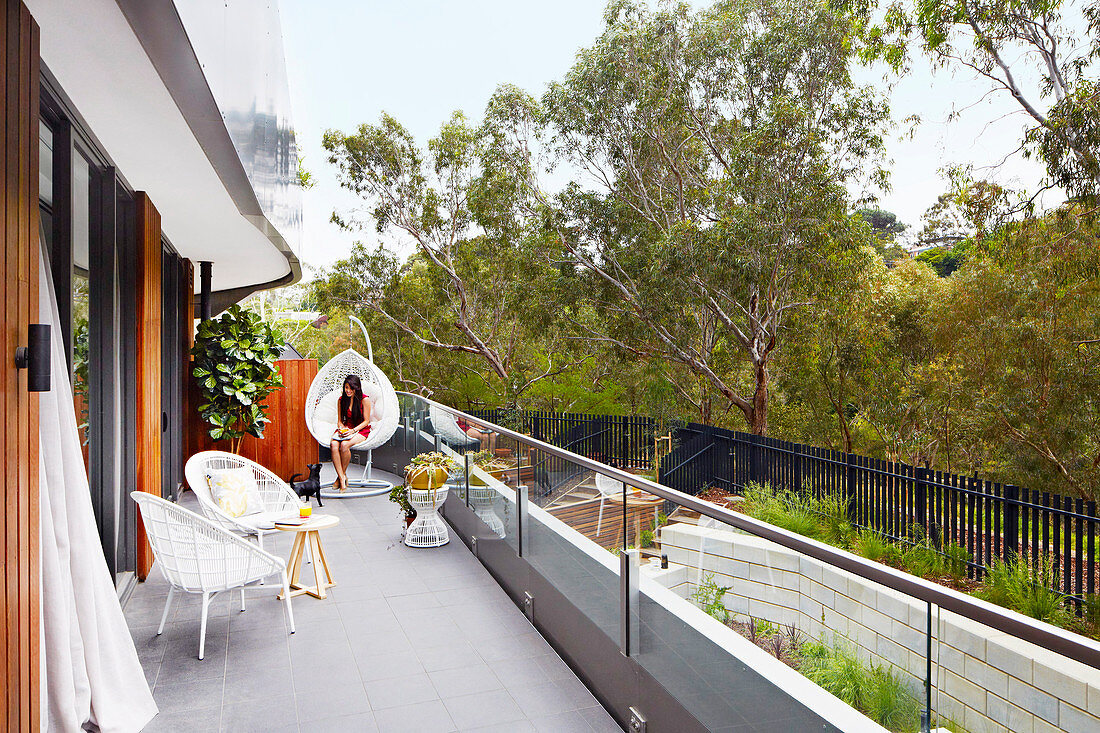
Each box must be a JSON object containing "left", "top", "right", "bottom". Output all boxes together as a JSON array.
[
  {"left": 186, "top": 359, "right": 320, "bottom": 485},
  {"left": 1, "top": 0, "right": 40, "bottom": 729},
  {"left": 134, "top": 193, "right": 161, "bottom": 580}
]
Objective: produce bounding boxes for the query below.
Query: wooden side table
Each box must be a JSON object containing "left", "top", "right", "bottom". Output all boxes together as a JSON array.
[{"left": 275, "top": 514, "right": 339, "bottom": 599}]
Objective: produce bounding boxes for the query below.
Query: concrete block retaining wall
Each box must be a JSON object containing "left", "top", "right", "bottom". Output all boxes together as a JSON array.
[{"left": 657, "top": 522, "right": 1100, "bottom": 733}]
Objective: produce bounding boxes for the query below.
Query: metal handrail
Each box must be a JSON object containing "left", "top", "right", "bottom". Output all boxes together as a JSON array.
[{"left": 399, "top": 392, "right": 1100, "bottom": 670}]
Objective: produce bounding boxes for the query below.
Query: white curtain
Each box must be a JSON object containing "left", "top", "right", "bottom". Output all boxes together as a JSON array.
[{"left": 38, "top": 249, "right": 157, "bottom": 731}]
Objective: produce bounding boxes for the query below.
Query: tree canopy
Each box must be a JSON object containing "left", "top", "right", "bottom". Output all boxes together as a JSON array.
[{"left": 299, "top": 0, "right": 1100, "bottom": 500}]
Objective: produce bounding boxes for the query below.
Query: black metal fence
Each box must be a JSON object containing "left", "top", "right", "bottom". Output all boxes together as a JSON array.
[
  {"left": 657, "top": 423, "right": 1100, "bottom": 605},
  {"left": 468, "top": 409, "right": 655, "bottom": 470}
]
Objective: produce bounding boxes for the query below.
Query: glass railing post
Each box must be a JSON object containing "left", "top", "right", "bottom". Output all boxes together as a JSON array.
[
  {"left": 622, "top": 480, "right": 628, "bottom": 551},
  {"left": 620, "top": 548, "right": 639, "bottom": 656},
  {"left": 464, "top": 452, "right": 470, "bottom": 509},
  {"left": 517, "top": 484, "right": 528, "bottom": 557},
  {"left": 922, "top": 600, "right": 933, "bottom": 733},
  {"left": 434, "top": 432, "right": 441, "bottom": 452}
]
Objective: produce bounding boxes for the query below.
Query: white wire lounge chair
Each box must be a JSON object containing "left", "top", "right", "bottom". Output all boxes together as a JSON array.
[
  {"left": 594, "top": 473, "right": 624, "bottom": 538},
  {"left": 184, "top": 450, "right": 303, "bottom": 552},
  {"left": 305, "top": 333, "right": 400, "bottom": 497},
  {"left": 131, "top": 491, "right": 296, "bottom": 660},
  {"left": 428, "top": 403, "right": 481, "bottom": 450}
]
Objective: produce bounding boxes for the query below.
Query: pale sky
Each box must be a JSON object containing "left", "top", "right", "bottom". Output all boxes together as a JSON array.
[{"left": 280, "top": 0, "right": 1057, "bottom": 270}]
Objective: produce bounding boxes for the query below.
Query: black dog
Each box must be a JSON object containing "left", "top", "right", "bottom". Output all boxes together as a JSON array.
[{"left": 289, "top": 463, "right": 324, "bottom": 507}]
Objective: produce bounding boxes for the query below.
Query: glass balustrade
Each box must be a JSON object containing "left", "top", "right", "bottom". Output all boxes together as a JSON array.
[{"left": 395, "top": 394, "right": 1100, "bottom": 733}]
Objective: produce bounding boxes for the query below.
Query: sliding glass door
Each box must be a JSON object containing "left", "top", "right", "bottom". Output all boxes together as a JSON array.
[{"left": 40, "top": 84, "right": 137, "bottom": 587}]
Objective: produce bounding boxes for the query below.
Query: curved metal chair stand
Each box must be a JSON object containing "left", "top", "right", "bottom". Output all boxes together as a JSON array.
[
  {"left": 131, "top": 491, "right": 296, "bottom": 660},
  {"left": 305, "top": 318, "right": 400, "bottom": 498}
]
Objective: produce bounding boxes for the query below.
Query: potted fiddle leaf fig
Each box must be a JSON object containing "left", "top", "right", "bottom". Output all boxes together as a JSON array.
[{"left": 191, "top": 304, "right": 284, "bottom": 453}]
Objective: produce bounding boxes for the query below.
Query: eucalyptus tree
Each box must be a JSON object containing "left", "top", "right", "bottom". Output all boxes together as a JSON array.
[
  {"left": 488, "top": 0, "right": 890, "bottom": 434},
  {"left": 853, "top": 0, "right": 1100, "bottom": 202},
  {"left": 319, "top": 114, "right": 585, "bottom": 407}
]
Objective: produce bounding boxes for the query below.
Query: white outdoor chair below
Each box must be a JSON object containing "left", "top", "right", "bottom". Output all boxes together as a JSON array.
[
  {"left": 594, "top": 472, "right": 624, "bottom": 538},
  {"left": 428, "top": 403, "right": 481, "bottom": 450},
  {"left": 131, "top": 491, "right": 296, "bottom": 660},
  {"left": 184, "top": 450, "right": 303, "bottom": 552}
]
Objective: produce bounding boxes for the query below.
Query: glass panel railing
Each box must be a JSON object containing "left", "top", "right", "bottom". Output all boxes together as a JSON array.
[
  {"left": 627, "top": 486, "right": 901, "bottom": 730},
  {"left": 399, "top": 395, "right": 1100, "bottom": 733},
  {"left": 523, "top": 454, "right": 622, "bottom": 643}
]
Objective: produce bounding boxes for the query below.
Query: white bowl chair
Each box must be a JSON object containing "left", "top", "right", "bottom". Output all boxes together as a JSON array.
[
  {"left": 305, "top": 319, "right": 400, "bottom": 497},
  {"left": 131, "top": 491, "right": 296, "bottom": 660},
  {"left": 428, "top": 403, "right": 480, "bottom": 450},
  {"left": 594, "top": 472, "right": 624, "bottom": 538},
  {"left": 184, "top": 450, "right": 303, "bottom": 553}
]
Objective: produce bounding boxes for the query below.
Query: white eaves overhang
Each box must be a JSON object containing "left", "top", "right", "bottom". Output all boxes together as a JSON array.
[{"left": 26, "top": 0, "right": 301, "bottom": 302}]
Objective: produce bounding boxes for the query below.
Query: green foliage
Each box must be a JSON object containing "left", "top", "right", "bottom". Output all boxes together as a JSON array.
[
  {"left": 405, "top": 452, "right": 459, "bottom": 472},
  {"left": 639, "top": 529, "right": 656, "bottom": 548},
  {"left": 864, "top": 665, "right": 921, "bottom": 732},
  {"left": 853, "top": 530, "right": 894, "bottom": 564},
  {"left": 742, "top": 483, "right": 856, "bottom": 546},
  {"left": 301, "top": 0, "right": 1100, "bottom": 506},
  {"left": 72, "top": 318, "right": 90, "bottom": 445},
  {"left": 978, "top": 556, "right": 1071, "bottom": 626},
  {"left": 191, "top": 305, "right": 284, "bottom": 451},
  {"left": 799, "top": 640, "right": 921, "bottom": 732},
  {"left": 690, "top": 573, "right": 731, "bottom": 624},
  {"left": 915, "top": 245, "right": 966, "bottom": 277},
  {"left": 899, "top": 525, "right": 944, "bottom": 578},
  {"left": 942, "top": 541, "right": 972, "bottom": 584},
  {"left": 388, "top": 483, "right": 416, "bottom": 519}
]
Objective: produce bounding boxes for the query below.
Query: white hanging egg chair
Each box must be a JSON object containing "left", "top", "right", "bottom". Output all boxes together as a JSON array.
[{"left": 305, "top": 317, "right": 400, "bottom": 497}]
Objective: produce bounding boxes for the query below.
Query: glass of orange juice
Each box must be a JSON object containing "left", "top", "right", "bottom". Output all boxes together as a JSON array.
[{"left": 299, "top": 504, "right": 312, "bottom": 519}]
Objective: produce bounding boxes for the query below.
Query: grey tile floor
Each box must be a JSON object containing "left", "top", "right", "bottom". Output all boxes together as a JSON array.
[{"left": 126, "top": 470, "right": 622, "bottom": 733}]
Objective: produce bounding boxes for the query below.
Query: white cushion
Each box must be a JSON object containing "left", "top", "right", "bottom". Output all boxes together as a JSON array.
[{"left": 206, "top": 467, "right": 264, "bottom": 518}]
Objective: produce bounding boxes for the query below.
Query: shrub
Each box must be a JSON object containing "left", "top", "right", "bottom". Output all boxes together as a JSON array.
[
  {"left": 813, "top": 493, "right": 855, "bottom": 547},
  {"left": 978, "top": 556, "right": 1071, "bottom": 626},
  {"left": 900, "top": 525, "right": 946, "bottom": 578},
  {"left": 799, "top": 640, "right": 921, "bottom": 732},
  {"left": 853, "top": 529, "right": 893, "bottom": 564},
  {"left": 690, "top": 573, "right": 731, "bottom": 624},
  {"left": 800, "top": 640, "right": 869, "bottom": 710},
  {"left": 942, "top": 541, "right": 972, "bottom": 584},
  {"left": 865, "top": 664, "right": 920, "bottom": 731}
]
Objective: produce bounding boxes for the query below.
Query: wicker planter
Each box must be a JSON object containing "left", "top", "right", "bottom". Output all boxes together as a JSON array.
[{"left": 405, "top": 485, "right": 449, "bottom": 547}]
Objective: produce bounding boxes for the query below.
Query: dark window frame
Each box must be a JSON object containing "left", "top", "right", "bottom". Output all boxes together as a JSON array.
[{"left": 38, "top": 70, "right": 185, "bottom": 581}]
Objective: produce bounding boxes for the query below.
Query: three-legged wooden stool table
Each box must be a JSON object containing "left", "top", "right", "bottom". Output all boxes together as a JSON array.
[{"left": 275, "top": 514, "right": 339, "bottom": 599}]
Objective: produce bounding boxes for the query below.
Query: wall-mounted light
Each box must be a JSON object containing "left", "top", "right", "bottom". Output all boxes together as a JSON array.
[{"left": 14, "top": 324, "right": 51, "bottom": 392}]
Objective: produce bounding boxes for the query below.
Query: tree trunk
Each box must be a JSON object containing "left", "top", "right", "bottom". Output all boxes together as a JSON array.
[{"left": 749, "top": 359, "right": 769, "bottom": 436}]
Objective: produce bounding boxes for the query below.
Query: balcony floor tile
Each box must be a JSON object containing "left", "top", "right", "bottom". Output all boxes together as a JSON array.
[{"left": 129, "top": 474, "right": 620, "bottom": 731}]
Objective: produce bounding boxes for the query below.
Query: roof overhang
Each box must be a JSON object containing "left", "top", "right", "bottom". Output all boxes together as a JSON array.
[{"left": 26, "top": 0, "right": 301, "bottom": 299}]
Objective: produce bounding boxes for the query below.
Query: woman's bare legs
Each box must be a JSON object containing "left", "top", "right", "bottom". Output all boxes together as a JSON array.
[
  {"left": 339, "top": 433, "right": 367, "bottom": 489},
  {"left": 330, "top": 439, "right": 346, "bottom": 490},
  {"left": 466, "top": 428, "right": 496, "bottom": 452}
]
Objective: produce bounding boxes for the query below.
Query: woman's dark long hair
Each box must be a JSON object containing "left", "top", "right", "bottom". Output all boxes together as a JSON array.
[{"left": 339, "top": 375, "right": 366, "bottom": 427}]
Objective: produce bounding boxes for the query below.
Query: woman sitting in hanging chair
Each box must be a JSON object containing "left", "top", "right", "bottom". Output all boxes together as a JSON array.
[{"left": 331, "top": 374, "right": 372, "bottom": 492}]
